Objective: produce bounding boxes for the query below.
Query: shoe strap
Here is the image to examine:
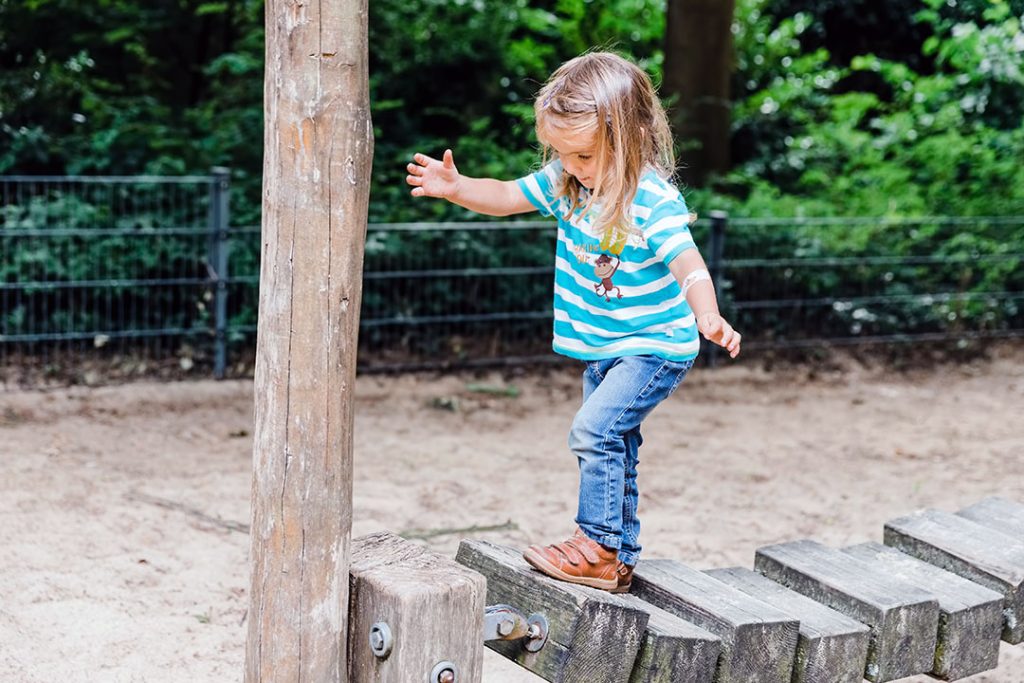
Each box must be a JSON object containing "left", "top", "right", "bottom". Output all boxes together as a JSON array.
[
  {"left": 562, "top": 536, "right": 600, "bottom": 565},
  {"left": 550, "top": 541, "right": 582, "bottom": 566}
]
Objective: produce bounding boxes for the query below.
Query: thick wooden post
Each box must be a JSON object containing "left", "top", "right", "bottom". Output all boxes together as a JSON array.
[
  {"left": 245, "top": 0, "right": 372, "bottom": 680},
  {"left": 349, "top": 533, "right": 486, "bottom": 682}
]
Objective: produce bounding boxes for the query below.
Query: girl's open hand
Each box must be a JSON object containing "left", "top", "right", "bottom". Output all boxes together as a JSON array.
[
  {"left": 406, "top": 149, "right": 460, "bottom": 199},
  {"left": 697, "top": 312, "right": 741, "bottom": 358}
]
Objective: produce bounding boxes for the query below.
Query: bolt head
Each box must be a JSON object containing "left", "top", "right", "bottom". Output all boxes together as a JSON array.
[
  {"left": 430, "top": 661, "right": 457, "bottom": 683},
  {"left": 369, "top": 622, "right": 392, "bottom": 657}
]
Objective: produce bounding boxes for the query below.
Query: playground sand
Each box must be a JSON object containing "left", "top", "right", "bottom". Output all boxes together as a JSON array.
[{"left": 1, "top": 350, "right": 1023, "bottom": 682}]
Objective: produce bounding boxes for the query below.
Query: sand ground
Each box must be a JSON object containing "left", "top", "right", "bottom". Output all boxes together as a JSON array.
[{"left": 1, "top": 350, "right": 1023, "bottom": 682}]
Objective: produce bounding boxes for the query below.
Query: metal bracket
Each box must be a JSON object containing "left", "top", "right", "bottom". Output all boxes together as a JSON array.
[{"left": 483, "top": 604, "right": 549, "bottom": 652}]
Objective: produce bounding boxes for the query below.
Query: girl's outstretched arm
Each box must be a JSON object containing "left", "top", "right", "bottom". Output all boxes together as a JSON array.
[
  {"left": 406, "top": 149, "right": 535, "bottom": 217},
  {"left": 669, "top": 249, "right": 742, "bottom": 358}
]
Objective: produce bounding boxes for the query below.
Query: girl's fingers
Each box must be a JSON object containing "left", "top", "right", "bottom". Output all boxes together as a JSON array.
[
  {"left": 406, "top": 174, "right": 423, "bottom": 186},
  {"left": 410, "top": 187, "right": 424, "bottom": 197},
  {"left": 407, "top": 162, "right": 422, "bottom": 175},
  {"left": 727, "top": 332, "right": 741, "bottom": 358},
  {"left": 443, "top": 149, "right": 455, "bottom": 168},
  {"left": 721, "top": 325, "right": 741, "bottom": 350},
  {"left": 699, "top": 313, "right": 741, "bottom": 357}
]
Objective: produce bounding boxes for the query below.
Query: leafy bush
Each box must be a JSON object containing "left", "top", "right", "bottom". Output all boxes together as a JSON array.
[{"left": 1, "top": 0, "right": 1021, "bottom": 357}]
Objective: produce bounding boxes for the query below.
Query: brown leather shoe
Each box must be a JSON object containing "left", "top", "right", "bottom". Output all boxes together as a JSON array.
[
  {"left": 523, "top": 528, "right": 619, "bottom": 590},
  {"left": 610, "top": 561, "right": 634, "bottom": 594}
]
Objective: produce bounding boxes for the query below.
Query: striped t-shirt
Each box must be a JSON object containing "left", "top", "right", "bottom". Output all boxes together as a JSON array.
[{"left": 516, "top": 159, "right": 701, "bottom": 362}]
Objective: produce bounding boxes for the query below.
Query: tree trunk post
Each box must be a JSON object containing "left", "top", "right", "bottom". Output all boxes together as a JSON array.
[
  {"left": 244, "top": 0, "right": 372, "bottom": 680},
  {"left": 663, "top": 0, "right": 736, "bottom": 187}
]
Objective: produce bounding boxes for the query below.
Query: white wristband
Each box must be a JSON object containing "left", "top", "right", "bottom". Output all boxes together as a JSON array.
[{"left": 681, "top": 268, "right": 712, "bottom": 297}]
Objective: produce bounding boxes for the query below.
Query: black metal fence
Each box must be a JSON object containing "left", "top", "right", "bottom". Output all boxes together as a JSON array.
[
  {"left": 721, "top": 214, "right": 1024, "bottom": 353},
  {"left": 0, "top": 171, "right": 230, "bottom": 383},
  {"left": 1, "top": 172, "right": 1022, "bottom": 386}
]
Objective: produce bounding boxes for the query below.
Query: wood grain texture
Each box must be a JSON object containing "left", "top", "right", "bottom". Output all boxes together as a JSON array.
[
  {"left": 706, "top": 566, "right": 870, "bottom": 683},
  {"left": 957, "top": 497, "right": 1024, "bottom": 541},
  {"left": 630, "top": 559, "right": 799, "bottom": 683},
  {"left": 244, "top": 1, "right": 373, "bottom": 681},
  {"left": 348, "top": 532, "right": 486, "bottom": 683},
  {"left": 616, "top": 593, "right": 721, "bottom": 683},
  {"left": 456, "top": 540, "right": 649, "bottom": 683},
  {"left": 843, "top": 541, "right": 1003, "bottom": 680},
  {"left": 884, "top": 508, "right": 1024, "bottom": 644},
  {"left": 754, "top": 539, "right": 939, "bottom": 683}
]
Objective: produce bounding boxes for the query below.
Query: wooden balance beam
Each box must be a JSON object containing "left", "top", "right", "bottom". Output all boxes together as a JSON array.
[{"left": 439, "top": 496, "right": 1024, "bottom": 683}]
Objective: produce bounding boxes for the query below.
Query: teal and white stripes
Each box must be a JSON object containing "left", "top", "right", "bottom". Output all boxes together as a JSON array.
[{"left": 516, "top": 159, "right": 701, "bottom": 362}]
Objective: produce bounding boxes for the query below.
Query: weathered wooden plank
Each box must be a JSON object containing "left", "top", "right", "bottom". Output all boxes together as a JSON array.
[
  {"left": 350, "top": 530, "right": 429, "bottom": 572},
  {"left": 957, "top": 496, "right": 1024, "bottom": 540},
  {"left": 630, "top": 559, "right": 799, "bottom": 683},
  {"left": 615, "top": 593, "right": 721, "bottom": 683},
  {"left": 456, "top": 539, "right": 649, "bottom": 683},
  {"left": 705, "top": 566, "right": 869, "bottom": 683},
  {"left": 754, "top": 539, "right": 939, "bottom": 682},
  {"left": 884, "top": 508, "right": 1024, "bottom": 644},
  {"left": 348, "top": 532, "right": 486, "bottom": 683},
  {"left": 843, "top": 541, "right": 1003, "bottom": 680}
]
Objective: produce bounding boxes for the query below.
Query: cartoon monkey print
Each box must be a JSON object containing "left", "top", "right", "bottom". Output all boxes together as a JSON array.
[{"left": 593, "top": 254, "right": 623, "bottom": 302}]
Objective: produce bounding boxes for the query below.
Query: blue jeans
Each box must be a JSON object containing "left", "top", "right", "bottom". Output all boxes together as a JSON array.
[{"left": 570, "top": 355, "right": 694, "bottom": 566}]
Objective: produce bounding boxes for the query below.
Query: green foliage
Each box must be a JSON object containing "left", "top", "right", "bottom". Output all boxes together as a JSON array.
[
  {"left": 367, "top": 0, "right": 666, "bottom": 222},
  {"left": 717, "top": 0, "right": 1024, "bottom": 223},
  {"left": 1, "top": 0, "right": 1022, "bottom": 351},
  {"left": 0, "top": 190, "right": 213, "bottom": 338},
  {"left": 0, "top": 0, "right": 264, "bottom": 221}
]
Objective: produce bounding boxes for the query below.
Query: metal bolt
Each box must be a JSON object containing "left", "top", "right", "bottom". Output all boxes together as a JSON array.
[
  {"left": 430, "top": 661, "right": 457, "bottom": 683},
  {"left": 497, "top": 618, "right": 515, "bottom": 636},
  {"left": 369, "top": 622, "right": 393, "bottom": 658},
  {"left": 525, "top": 613, "right": 549, "bottom": 653}
]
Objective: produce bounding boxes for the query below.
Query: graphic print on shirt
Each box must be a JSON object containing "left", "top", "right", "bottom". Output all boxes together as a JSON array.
[
  {"left": 592, "top": 253, "right": 622, "bottom": 302},
  {"left": 568, "top": 220, "right": 645, "bottom": 304}
]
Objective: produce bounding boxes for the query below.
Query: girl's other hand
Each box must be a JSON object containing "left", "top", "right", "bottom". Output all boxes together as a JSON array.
[
  {"left": 697, "top": 312, "right": 741, "bottom": 358},
  {"left": 406, "top": 149, "right": 460, "bottom": 199}
]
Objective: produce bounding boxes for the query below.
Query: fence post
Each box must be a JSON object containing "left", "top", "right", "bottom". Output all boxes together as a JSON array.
[
  {"left": 706, "top": 210, "right": 728, "bottom": 368},
  {"left": 209, "top": 166, "right": 230, "bottom": 379}
]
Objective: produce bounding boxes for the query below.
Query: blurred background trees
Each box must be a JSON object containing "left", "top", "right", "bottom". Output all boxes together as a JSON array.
[
  {"left": 1, "top": 0, "right": 1021, "bottom": 374},
  {"left": 2, "top": 0, "right": 1022, "bottom": 222}
]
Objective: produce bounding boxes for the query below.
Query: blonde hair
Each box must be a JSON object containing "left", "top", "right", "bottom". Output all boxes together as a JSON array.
[{"left": 534, "top": 51, "right": 676, "bottom": 252}]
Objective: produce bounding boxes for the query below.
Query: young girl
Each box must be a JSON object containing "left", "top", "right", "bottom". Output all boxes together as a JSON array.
[{"left": 406, "top": 51, "right": 740, "bottom": 592}]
